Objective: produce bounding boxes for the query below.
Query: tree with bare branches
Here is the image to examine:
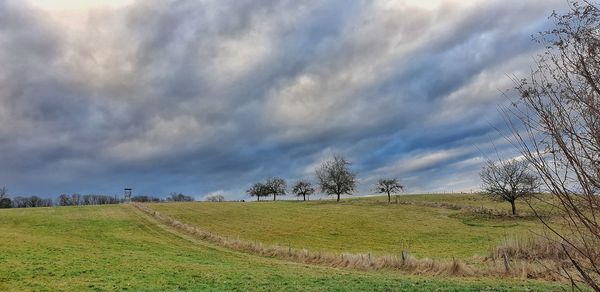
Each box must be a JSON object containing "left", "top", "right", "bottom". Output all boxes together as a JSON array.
[
  {"left": 316, "top": 156, "right": 357, "bottom": 202},
  {"left": 375, "top": 178, "right": 404, "bottom": 203},
  {"left": 292, "top": 180, "right": 315, "bottom": 201},
  {"left": 0, "top": 186, "right": 7, "bottom": 199},
  {"left": 480, "top": 159, "right": 539, "bottom": 215},
  {"left": 0, "top": 186, "right": 10, "bottom": 208},
  {"left": 265, "top": 177, "right": 287, "bottom": 201},
  {"left": 206, "top": 194, "right": 225, "bottom": 202},
  {"left": 246, "top": 182, "right": 269, "bottom": 201},
  {"left": 507, "top": 1, "right": 600, "bottom": 288}
]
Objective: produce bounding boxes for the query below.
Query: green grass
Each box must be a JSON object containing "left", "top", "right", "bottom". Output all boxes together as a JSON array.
[
  {"left": 0, "top": 204, "right": 562, "bottom": 290},
  {"left": 150, "top": 194, "right": 544, "bottom": 259}
]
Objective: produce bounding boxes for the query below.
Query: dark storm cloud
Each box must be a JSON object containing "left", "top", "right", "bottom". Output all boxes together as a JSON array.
[{"left": 0, "top": 0, "right": 565, "bottom": 198}]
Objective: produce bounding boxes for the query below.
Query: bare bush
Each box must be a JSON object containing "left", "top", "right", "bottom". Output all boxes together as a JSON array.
[{"left": 206, "top": 194, "right": 225, "bottom": 202}]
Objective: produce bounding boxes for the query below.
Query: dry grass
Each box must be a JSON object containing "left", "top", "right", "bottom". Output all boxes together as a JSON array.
[
  {"left": 484, "top": 234, "right": 600, "bottom": 283},
  {"left": 396, "top": 200, "right": 531, "bottom": 218},
  {"left": 490, "top": 235, "right": 570, "bottom": 261},
  {"left": 134, "top": 203, "right": 577, "bottom": 282}
]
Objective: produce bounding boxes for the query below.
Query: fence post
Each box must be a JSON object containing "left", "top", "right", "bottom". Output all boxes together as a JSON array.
[
  {"left": 503, "top": 251, "right": 511, "bottom": 273},
  {"left": 401, "top": 251, "right": 409, "bottom": 265}
]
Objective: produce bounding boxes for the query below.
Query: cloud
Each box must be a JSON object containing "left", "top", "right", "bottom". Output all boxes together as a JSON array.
[{"left": 0, "top": 0, "right": 566, "bottom": 198}]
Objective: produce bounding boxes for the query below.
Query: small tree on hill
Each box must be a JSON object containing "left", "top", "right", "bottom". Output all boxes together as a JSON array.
[
  {"left": 480, "top": 159, "right": 539, "bottom": 215},
  {"left": 265, "top": 177, "right": 286, "bottom": 201},
  {"left": 375, "top": 178, "right": 404, "bottom": 203},
  {"left": 0, "top": 186, "right": 7, "bottom": 199},
  {"left": 292, "top": 180, "right": 315, "bottom": 201},
  {"left": 316, "top": 156, "right": 357, "bottom": 202},
  {"left": 246, "top": 182, "right": 269, "bottom": 201},
  {"left": 0, "top": 187, "right": 10, "bottom": 209}
]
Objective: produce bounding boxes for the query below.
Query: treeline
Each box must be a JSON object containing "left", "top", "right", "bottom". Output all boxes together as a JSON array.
[
  {"left": 12, "top": 196, "right": 53, "bottom": 208},
  {"left": 0, "top": 188, "right": 196, "bottom": 209},
  {"left": 57, "top": 194, "right": 119, "bottom": 206}
]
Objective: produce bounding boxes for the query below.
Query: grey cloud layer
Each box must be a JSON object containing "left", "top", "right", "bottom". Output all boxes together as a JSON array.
[{"left": 0, "top": 0, "right": 564, "bottom": 198}]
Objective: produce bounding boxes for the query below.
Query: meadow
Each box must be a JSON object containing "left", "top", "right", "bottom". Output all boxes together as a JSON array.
[
  {"left": 0, "top": 194, "right": 566, "bottom": 290},
  {"left": 150, "top": 194, "right": 543, "bottom": 259}
]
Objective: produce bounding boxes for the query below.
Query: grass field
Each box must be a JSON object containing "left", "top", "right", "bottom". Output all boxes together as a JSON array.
[
  {"left": 0, "top": 195, "right": 566, "bottom": 290},
  {"left": 150, "top": 194, "right": 543, "bottom": 259}
]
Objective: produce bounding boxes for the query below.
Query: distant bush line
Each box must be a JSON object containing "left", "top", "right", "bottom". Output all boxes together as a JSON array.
[{"left": 0, "top": 191, "right": 196, "bottom": 209}]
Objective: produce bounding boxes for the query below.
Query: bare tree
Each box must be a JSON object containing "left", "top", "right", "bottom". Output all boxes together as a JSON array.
[
  {"left": 316, "top": 156, "right": 357, "bottom": 202},
  {"left": 246, "top": 182, "right": 269, "bottom": 201},
  {"left": 0, "top": 187, "right": 10, "bottom": 209},
  {"left": 375, "top": 178, "right": 404, "bottom": 203},
  {"left": 480, "top": 159, "right": 539, "bottom": 215},
  {"left": 166, "top": 192, "right": 194, "bottom": 202},
  {"left": 206, "top": 194, "right": 225, "bottom": 202},
  {"left": 70, "top": 193, "right": 81, "bottom": 206},
  {"left": 265, "top": 177, "right": 287, "bottom": 201},
  {"left": 0, "top": 186, "right": 7, "bottom": 200},
  {"left": 292, "top": 180, "right": 315, "bottom": 201},
  {"left": 0, "top": 197, "right": 10, "bottom": 208},
  {"left": 58, "top": 194, "right": 72, "bottom": 206},
  {"left": 506, "top": 1, "right": 600, "bottom": 287}
]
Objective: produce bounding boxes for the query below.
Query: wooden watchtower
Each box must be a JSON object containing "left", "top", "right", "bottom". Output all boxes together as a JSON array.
[{"left": 124, "top": 188, "right": 132, "bottom": 202}]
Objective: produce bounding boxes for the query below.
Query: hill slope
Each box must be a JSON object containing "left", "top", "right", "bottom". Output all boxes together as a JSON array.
[
  {"left": 0, "top": 201, "right": 560, "bottom": 290},
  {"left": 150, "top": 194, "right": 542, "bottom": 259}
]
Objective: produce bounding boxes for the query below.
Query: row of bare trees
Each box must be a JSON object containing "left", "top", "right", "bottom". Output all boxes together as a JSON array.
[
  {"left": 247, "top": 156, "right": 405, "bottom": 203},
  {"left": 57, "top": 193, "right": 120, "bottom": 206},
  {"left": 0, "top": 187, "right": 55, "bottom": 208}
]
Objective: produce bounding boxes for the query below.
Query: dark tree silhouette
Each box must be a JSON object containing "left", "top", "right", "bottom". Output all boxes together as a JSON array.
[
  {"left": 292, "top": 180, "right": 315, "bottom": 201},
  {"left": 316, "top": 156, "right": 357, "bottom": 202},
  {"left": 0, "top": 186, "right": 7, "bottom": 200},
  {"left": 246, "top": 182, "right": 269, "bottom": 201},
  {"left": 375, "top": 178, "right": 404, "bottom": 203},
  {"left": 0, "top": 186, "right": 10, "bottom": 209},
  {"left": 480, "top": 159, "right": 539, "bottom": 215},
  {"left": 265, "top": 177, "right": 287, "bottom": 201}
]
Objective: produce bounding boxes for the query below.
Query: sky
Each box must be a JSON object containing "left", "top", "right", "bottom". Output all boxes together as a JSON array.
[{"left": 0, "top": 0, "right": 568, "bottom": 200}]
